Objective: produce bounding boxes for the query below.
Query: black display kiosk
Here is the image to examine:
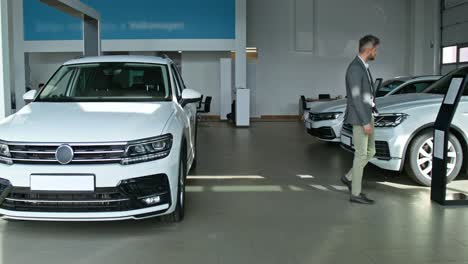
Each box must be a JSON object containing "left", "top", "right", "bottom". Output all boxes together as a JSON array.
[{"left": 431, "top": 74, "right": 468, "bottom": 205}]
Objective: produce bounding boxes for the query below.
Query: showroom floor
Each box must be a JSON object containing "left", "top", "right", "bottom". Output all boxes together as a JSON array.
[{"left": 1, "top": 122, "right": 468, "bottom": 264}]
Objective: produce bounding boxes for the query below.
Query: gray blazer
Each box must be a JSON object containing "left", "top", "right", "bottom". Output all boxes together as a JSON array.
[{"left": 344, "top": 57, "right": 375, "bottom": 126}]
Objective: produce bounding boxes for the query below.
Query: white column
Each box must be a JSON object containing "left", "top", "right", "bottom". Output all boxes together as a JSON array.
[
  {"left": 13, "top": 0, "right": 26, "bottom": 110},
  {"left": 220, "top": 58, "right": 232, "bottom": 121},
  {"left": 410, "top": 0, "right": 425, "bottom": 76},
  {"left": 235, "top": 0, "right": 249, "bottom": 127},
  {"left": 83, "top": 15, "right": 101, "bottom": 56},
  {"left": 0, "top": 0, "right": 12, "bottom": 118},
  {"left": 40, "top": 0, "right": 101, "bottom": 56},
  {"left": 433, "top": 0, "right": 442, "bottom": 75}
]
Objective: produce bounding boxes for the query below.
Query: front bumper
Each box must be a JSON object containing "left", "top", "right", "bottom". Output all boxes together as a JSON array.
[
  {"left": 304, "top": 119, "right": 343, "bottom": 142},
  {"left": 340, "top": 124, "right": 408, "bottom": 172},
  {"left": 0, "top": 154, "right": 179, "bottom": 221}
]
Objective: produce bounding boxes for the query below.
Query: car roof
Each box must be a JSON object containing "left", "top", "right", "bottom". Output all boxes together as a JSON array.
[
  {"left": 406, "top": 75, "right": 442, "bottom": 82},
  {"left": 63, "top": 55, "right": 171, "bottom": 66},
  {"left": 387, "top": 76, "right": 412, "bottom": 82}
]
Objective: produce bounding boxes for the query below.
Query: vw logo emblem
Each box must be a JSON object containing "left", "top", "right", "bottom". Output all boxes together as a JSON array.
[{"left": 55, "top": 145, "right": 74, "bottom": 165}]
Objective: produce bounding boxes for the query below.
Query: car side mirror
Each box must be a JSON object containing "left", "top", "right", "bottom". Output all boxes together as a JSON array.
[
  {"left": 181, "top": 89, "right": 202, "bottom": 107},
  {"left": 23, "top": 90, "right": 37, "bottom": 104}
]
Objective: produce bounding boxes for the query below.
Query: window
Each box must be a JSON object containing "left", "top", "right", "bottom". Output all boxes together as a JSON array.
[
  {"left": 172, "top": 64, "right": 185, "bottom": 89},
  {"left": 425, "top": 67, "right": 468, "bottom": 95},
  {"left": 171, "top": 66, "right": 182, "bottom": 99},
  {"left": 37, "top": 62, "right": 171, "bottom": 102},
  {"left": 397, "top": 81, "right": 436, "bottom": 94},
  {"left": 171, "top": 64, "right": 185, "bottom": 99},
  {"left": 443, "top": 46, "right": 458, "bottom": 64},
  {"left": 460, "top": 47, "right": 468, "bottom": 63},
  {"left": 39, "top": 67, "right": 75, "bottom": 99},
  {"left": 376, "top": 80, "right": 405, "bottom": 97}
]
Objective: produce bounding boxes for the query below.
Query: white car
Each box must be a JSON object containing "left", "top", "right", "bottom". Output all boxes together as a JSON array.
[
  {"left": 0, "top": 56, "right": 202, "bottom": 222},
  {"left": 304, "top": 76, "right": 441, "bottom": 142},
  {"left": 340, "top": 66, "right": 468, "bottom": 186}
]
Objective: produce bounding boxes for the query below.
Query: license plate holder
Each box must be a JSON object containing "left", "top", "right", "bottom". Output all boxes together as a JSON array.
[
  {"left": 341, "top": 135, "right": 352, "bottom": 147},
  {"left": 30, "top": 175, "right": 95, "bottom": 192}
]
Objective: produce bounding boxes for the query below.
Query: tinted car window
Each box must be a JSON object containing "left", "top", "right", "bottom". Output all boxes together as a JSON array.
[
  {"left": 396, "top": 81, "right": 436, "bottom": 94},
  {"left": 425, "top": 67, "right": 468, "bottom": 95},
  {"left": 376, "top": 80, "right": 405, "bottom": 97}
]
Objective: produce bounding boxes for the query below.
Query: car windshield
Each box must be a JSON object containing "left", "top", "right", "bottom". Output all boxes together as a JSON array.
[
  {"left": 36, "top": 62, "right": 172, "bottom": 102},
  {"left": 424, "top": 67, "right": 468, "bottom": 95},
  {"left": 376, "top": 80, "right": 405, "bottom": 97}
]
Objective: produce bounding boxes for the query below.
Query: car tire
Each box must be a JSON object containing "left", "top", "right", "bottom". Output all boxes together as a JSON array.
[
  {"left": 161, "top": 145, "right": 186, "bottom": 223},
  {"left": 405, "top": 130, "right": 463, "bottom": 186}
]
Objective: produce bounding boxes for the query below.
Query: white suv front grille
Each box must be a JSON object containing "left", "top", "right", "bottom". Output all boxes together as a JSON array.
[{"left": 8, "top": 142, "right": 127, "bottom": 164}]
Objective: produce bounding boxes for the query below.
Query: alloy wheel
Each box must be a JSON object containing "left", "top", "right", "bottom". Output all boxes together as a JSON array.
[{"left": 417, "top": 137, "right": 457, "bottom": 180}]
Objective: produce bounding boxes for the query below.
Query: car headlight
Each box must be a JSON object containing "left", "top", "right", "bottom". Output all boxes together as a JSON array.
[
  {"left": 310, "top": 112, "right": 342, "bottom": 121},
  {"left": 374, "top": 113, "right": 408, "bottom": 127},
  {"left": 0, "top": 143, "right": 13, "bottom": 165},
  {"left": 121, "top": 134, "right": 173, "bottom": 165}
]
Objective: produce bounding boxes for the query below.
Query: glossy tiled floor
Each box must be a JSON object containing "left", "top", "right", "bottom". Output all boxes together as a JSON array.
[{"left": 1, "top": 122, "right": 468, "bottom": 264}]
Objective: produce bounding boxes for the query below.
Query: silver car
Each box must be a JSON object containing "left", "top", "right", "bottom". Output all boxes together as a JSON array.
[
  {"left": 304, "top": 76, "right": 441, "bottom": 142},
  {"left": 340, "top": 66, "right": 468, "bottom": 186}
]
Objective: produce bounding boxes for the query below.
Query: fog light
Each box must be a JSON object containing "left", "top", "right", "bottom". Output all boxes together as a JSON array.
[{"left": 142, "top": 195, "right": 161, "bottom": 205}]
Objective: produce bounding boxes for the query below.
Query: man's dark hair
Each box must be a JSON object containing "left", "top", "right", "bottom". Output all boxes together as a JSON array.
[{"left": 359, "top": 35, "right": 380, "bottom": 53}]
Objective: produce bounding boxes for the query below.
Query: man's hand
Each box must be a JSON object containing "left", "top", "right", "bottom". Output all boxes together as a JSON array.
[{"left": 363, "top": 124, "right": 373, "bottom": 135}]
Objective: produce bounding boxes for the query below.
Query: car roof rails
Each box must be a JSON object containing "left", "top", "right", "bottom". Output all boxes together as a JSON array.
[
  {"left": 160, "top": 54, "right": 174, "bottom": 62},
  {"left": 413, "top": 75, "right": 442, "bottom": 78}
]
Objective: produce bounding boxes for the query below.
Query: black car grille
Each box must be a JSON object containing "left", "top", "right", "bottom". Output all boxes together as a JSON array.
[
  {"left": 0, "top": 175, "right": 171, "bottom": 213},
  {"left": 342, "top": 123, "right": 353, "bottom": 134},
  {"left": 307, "top": 127, "right": 336, "bottom": 139},
  {"left": 375, "top": 141, "right": 391, "bottom": 160},
  {"left": 8, "top": 143, "right": 127, "bottom": 165}
]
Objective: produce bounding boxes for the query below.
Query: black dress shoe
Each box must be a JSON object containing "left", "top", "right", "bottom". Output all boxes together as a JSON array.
[
  {"left": 350, "top": 193, "right": 375, "bottom": 204},
  {"left": 340, "top": 176, "right": 352, "bottom": 191}
]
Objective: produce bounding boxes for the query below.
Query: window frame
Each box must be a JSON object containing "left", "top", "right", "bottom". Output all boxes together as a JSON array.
[
  {"left": 459, "top": 44, "right": 468, "bottom": 63},
  {"left": 442, "top": 45, "right": 458, "bottom": 65},
  {"left": 441, "top": 43, "right": 468, "bottom": 69},
  {"left": 170, "top": 64, "right": 183, "bottom": 100},
  {"left": 396, "top": 81, "right": 436, "bottom": 95}
]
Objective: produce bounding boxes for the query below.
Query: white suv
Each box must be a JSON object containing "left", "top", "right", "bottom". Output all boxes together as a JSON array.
[
  {"left": 304, "top": 76, "right": 441, "bottom": 142},
  {"left": 0, "top": 56, "right": 201, "bottom": 222}
]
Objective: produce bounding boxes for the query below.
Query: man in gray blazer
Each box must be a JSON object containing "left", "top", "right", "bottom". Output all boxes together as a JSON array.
[{"left": 341, "top": 35, "right": 380, "bottom": 204}]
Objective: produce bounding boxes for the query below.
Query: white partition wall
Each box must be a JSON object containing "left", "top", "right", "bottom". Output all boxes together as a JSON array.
[
  {"left": 236, "top": 89, "right": 250, "bottom": 126},
  {"left": 220, "top": 58, "right": 232, "bottom": 121},
  {"left": 235, "top": 0, "right": 249, "bottom": 127},
  {"left": 0, "top": 0, "right": 12, "bottom": 119}
]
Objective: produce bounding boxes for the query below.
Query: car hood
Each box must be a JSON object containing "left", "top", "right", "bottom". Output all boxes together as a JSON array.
[
  {"left": 0, "top": 102, "right": 176, "bottom": 142},
  {"left": 308, "top": 99, "right": 347, "bottom": 113},
  {"left": 377, "top": 93, "right": 444, "bottom": 113}
]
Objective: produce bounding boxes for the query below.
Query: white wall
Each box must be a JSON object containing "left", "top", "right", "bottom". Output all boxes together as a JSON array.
[
  {"left": 409, "top": 0, "right": 438, "bottom": 76},
  {"left": 28, "top": 52, "right": 81, "bottom": 89},
  {"left": 247, "top": 0, "right": 436, "bottom": 115},
  {"left": 181, "top": 51, "right": 231, "bottom": 116},
  {"left": 25, "top": 0, "right": 439, "bottom": 117}
]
